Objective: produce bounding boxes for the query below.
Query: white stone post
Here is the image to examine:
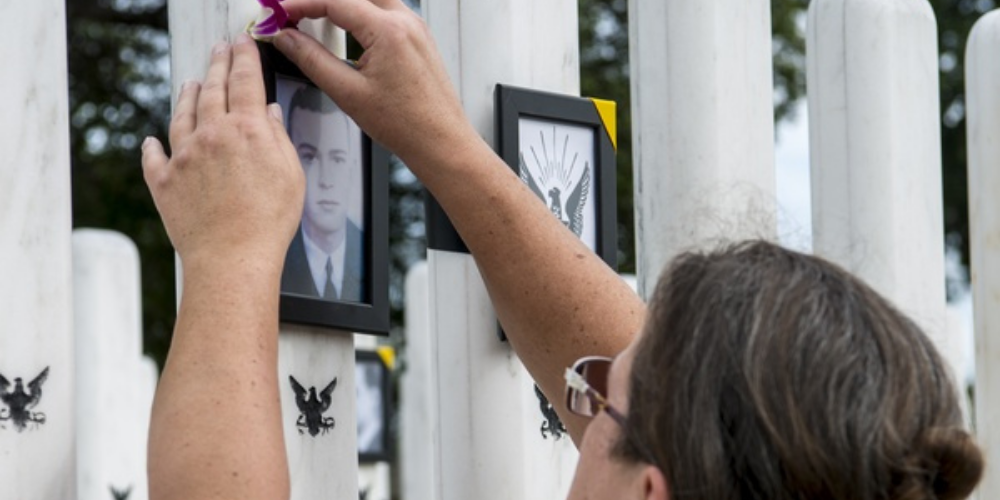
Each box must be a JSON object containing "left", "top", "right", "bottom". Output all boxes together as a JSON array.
[
  {"left": 421, "top": 2, "right": 581, "bottom": 499},
  {"left": 354, "top": 333, "right": 391, "bottom": 500},
  {"left": 629, "top": 0, "right": 777, "bottom": 298},
  {"left": 167, "top": 3, "right": 357, "bottom": 498},
  {"left": 806, "top": 1, "right": 955, "bottom": 374},
  {"left": 0, "top": 0, "right": 75, "bottom": 497},
  {"left": 966, "top": 10, "right": 1000, "bottom": 499},
  {"left": 73, "top": 229, "right": 158, "bottom": 500},
  {"left": 400, "top": 262, "right": 435, "bottom": 500},
  {"left": 276, "top": 325, "right": 357, "bottom": 500}
]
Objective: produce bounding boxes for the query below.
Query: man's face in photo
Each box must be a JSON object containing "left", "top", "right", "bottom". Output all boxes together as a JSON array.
[{"left": 289, "top": 104, "right": 354, "bottom": 238}]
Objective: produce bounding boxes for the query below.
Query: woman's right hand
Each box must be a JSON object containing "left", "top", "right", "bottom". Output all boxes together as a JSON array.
[{"left": 275, "top": 0, "right": 482, "bottom": 172}]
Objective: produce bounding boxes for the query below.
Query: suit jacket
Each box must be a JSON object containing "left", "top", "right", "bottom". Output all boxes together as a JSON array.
[{"left": 281, "top": 221, "right": 365, "bottom": 302}]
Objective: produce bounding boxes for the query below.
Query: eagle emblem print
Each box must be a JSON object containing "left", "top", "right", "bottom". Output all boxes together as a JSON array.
[
  {"left": 0, "top": 367, "right": 49, "bottom": 432},
  {"left": 290, "top": 375, "right": 338, "bottom": 436}
]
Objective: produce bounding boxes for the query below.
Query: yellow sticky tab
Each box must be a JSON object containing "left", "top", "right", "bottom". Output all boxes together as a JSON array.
[
  {"left": 376, "top": 346, "right": 396, "bottom": 370},
  {"left": 590, "top": 98, "right": 617, "bottom": 151}
]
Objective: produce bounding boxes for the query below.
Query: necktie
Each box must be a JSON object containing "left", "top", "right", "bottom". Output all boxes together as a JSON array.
[{"left": 324, "top": 257, "right": 338, "bottom": 300}]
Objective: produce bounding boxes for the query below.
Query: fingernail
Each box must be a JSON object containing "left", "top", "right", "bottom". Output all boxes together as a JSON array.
[
  {"left": 212, "top": 41, "right": 229, "bottom": 55},
  {"left": 268, "top": 103, "right": 284, "bottom": 123},
  {"left": 274, "top": 30, "right": 294, "bottom": 51},
  {"left": 142, "top": 137, "right": 154, "bottom": 150},
  {"left": 236, "top": 33, "right": 252, "bottom": 45}
]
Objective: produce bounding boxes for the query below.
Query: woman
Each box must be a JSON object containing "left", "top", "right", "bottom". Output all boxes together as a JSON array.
[
  {"left": 569, "top": 241, "right": 984, "bottom": 499},
  {"left": 142, "top": 0, "right": 983, "bottom": 498}
]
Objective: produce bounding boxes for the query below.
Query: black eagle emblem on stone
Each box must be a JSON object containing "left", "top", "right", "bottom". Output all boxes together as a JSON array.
[
  {"left": 109, "top": 485, "right": 132, "bottom": 500},
  {"left": 0, "top": 367, "right": 49, "bottom": 432},
  {"left": 290, "top": 375, "right": 337, "bottom": 436},
  {"left": 534, "top": 384, "right": 566, "bottom": 440}
]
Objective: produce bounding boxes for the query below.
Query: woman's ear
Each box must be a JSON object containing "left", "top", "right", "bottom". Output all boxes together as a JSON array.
[{"left": 641, "top": 464, "right": 669, "bottom": 500}]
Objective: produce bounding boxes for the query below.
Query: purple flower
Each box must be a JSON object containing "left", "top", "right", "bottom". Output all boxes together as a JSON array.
[{"left": 247, "top": 0, "right": 291, "bottom": 41}]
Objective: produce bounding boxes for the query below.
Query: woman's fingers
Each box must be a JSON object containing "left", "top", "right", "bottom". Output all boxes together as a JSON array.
[
  {"left": 227, "top": 34, "right": 267, "bottom": 115},
  {"left": 170, "top": 81, "right": 201, "bottom": 146},
  {"left": 197, "top": 42, "right": 233, "bottom": 119},
  {"left": 281, "top": 0, "right": 382, "bottom": 47},
  {"left": 367, "top": 0, "right": 408, "bottom": 12},
  {"left": 274, "top": 29, "right": 366, "bottom": 107},
  {"left": 140, "top": 136, "right": 169, "bottom": 191}
]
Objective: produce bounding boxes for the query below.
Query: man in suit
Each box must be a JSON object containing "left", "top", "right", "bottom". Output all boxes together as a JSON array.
[{"left": 281, "top": 83, "right": 364, "bottom": 302}]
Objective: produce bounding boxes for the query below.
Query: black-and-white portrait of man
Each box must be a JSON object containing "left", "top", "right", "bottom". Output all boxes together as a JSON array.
[
  {"left": 277, "top": 76, "right": 366, "bottom": 303},
  {"left": 518, "top": 117, "right": 597, "bottom": 250}
]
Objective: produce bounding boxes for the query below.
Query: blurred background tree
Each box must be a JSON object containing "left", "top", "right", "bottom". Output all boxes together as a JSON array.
[
  {"left": 67, "top": 0, "right": 173, "bottom": 366},
  {"left": 930, "top": 0, "right": 997, "bottom": 297},
  {"left": 66, "top": 0, "right": 991, "bottom": 368}
]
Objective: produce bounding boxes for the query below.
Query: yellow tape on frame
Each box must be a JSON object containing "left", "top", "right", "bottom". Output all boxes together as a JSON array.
[
  {"left": 376, "top": 345, "right": 396, "bottom": 370},
  {"left": 589, "top": 98, "right": 617, "bottom": 151}
]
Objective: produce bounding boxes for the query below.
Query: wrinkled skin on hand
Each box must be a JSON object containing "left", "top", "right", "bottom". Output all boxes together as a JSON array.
[{"left": 142, "top": 35, "right": 305, "bottom": 272}]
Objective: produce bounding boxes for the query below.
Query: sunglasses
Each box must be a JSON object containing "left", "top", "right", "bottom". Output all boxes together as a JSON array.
[
  {"left": 564, "top": 356, "right": 658, "bottom": 466},
  {"left": 564, "top": 356, "right": 628, "bottom": 426}
]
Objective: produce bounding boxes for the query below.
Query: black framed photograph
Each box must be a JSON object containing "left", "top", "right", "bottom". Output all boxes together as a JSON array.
[
  {"left": 493, "top": 85, "right": 618, "bottom": 343},
  {"left": 259, "top": 42, "right": 390, "bottom": 335},
  {"left": 495, "top": 84, "right": 618, "bottom": 268},
  {"left": 355, "top": 350, "right": 391, "bottom": 462}
]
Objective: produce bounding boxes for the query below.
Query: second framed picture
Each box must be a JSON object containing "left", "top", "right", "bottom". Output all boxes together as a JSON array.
[
  {"left": 356, "top": 350, "right": 392, "bottom": 463},
  {"left": 495, "top": 84, "right": 618, "bottom": 269},
  {"left": 259, "top": 43, "right": 390, "bottom": 335}
]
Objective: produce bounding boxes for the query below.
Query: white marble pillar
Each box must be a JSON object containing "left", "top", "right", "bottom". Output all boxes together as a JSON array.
[
  {"left": 807, "top": 0, "right": 954, "bottom": 372},
  {"left": 167, "top": 2, "right": 357, "bottom": 498},
  {"left": 943, "top": 306, "right": 972, "bottom": 426},
  {"left": 0, "top": 0, "right": 75, "bottom": 497},
  {"left": 421, "top": 1, "right": 581, "bottom": 499},
  {"left": 629, "top": 0, "right": 777, "bottom": 298},
  {"left": 966, "top": 10, "right": 1000, "bottom": 499},
  {"left": 400, "top": 262, "right": 435, "bottom": 500},
  {"left": 73, "top": 229, "right": 158, "bottom": 500},
  {"left": 277, "top": 326, "right": 357, "bottom": 500},
  {"left": 354, "top": 334, "right": 391, "bottom": 500}
]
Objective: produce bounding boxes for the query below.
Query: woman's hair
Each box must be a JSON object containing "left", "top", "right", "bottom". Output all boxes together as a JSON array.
[{"left": 619, "top": 240, "right": 984, "bottom": 500}]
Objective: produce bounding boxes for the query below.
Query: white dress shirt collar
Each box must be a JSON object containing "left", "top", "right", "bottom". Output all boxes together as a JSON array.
[{"left": 301, "top": 223, "right": 347, "bottom": 298}]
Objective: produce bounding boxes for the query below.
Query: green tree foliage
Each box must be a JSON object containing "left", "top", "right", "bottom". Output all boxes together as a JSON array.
[
  {"left": 578, "top": 0, "right": 636, "bottom": 273},
  {"left": 930, "top": 0, "right": 996, "bottom": 293},
  {"left": 67, "top": 0, "right": 991, "bottom": 367},
  {"left": 67, "top": 0, "right": 173, "bottom": 366}
]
